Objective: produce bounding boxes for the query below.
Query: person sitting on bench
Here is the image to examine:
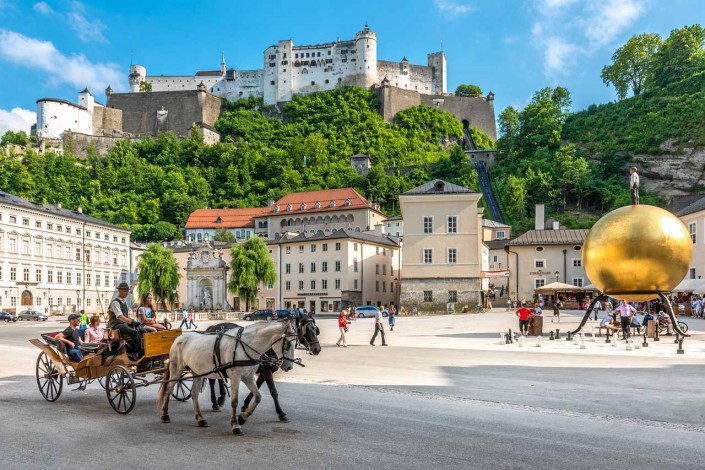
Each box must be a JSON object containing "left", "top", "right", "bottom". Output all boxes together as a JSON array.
[
  {"left": 56, "top": 313, "right": 84, "bottom": 362},
  {"left": 107, "top": 282, "right": 143, "bottom": 361}
]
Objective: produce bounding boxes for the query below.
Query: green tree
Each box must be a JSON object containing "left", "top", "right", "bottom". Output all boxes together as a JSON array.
[
  {"left": 1, "top": 130, "right": 29, "bottom": 146},
  {"left": 651, "top": 25, "right": 705, "bottom": 88},
  {"left": 214, "top": 227, "right": 235, "bottom": 243},
  {"left": 228, "top": 238, "right": 276, "bottom": 311},
  {"left": 601, "top": 33, "right": 662, "bottom": 99},
  {"left": 455, "top": 84, "right": 483, "bottom": 96},
  {"left": 501, "top": 175, "right": 527, "bottom": 221},
  {"left": 139, "top": 81, "right": 153, "bottom": 93},
  {"left": 136, "top": 244, "right": 181, "bottom": 310}
]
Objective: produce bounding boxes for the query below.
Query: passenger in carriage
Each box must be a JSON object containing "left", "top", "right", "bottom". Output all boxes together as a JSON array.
[
  {"left": 84, "top": 315, "right": 105, "bottom": 343},
  {"left": 137, "top": 292, "right": 166, "bottom": 332},
  {"left": 56, "top": 313, "right": 84, "bottom": 362}
]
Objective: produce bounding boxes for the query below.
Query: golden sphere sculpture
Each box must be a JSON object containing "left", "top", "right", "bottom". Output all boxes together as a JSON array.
[{"left": 583, "top": 205, "right": 692, "bottom": 301}]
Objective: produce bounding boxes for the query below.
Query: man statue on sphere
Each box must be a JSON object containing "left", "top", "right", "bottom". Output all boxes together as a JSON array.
[{"left": 629, "top": 166, "right": 639, "bottom": 205}]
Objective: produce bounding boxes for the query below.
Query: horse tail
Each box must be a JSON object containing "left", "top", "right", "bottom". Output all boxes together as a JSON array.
[{"left": 157, "top": 359, "right": 171, "bottom": 411}]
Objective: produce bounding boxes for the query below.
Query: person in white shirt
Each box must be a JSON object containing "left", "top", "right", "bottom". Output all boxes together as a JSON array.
[
  {"left": 369, "top": 308, "right": 387, "bottom": 346},
  {"left": 629, "top": 166, "right": 639, "bottom": 205},
  {"left": 615, "top": 300, "right": 637, "bottom": 338}
]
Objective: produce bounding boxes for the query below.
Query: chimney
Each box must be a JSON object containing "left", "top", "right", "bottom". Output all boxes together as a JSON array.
[
  {"left": 267, "top": 200, "right": 275, "bottom": 207},
  {"left": 535, "top": 204, "right": 545, "bottom": 231},
  {"left": 77, "top": 207, "right": 82, "bottom": 214},
  {"left": 373, "top": 223, "right": 385, "bottom": 235},
  {"left": 552, "top": 221, "right": 559, "bottom": 230}
]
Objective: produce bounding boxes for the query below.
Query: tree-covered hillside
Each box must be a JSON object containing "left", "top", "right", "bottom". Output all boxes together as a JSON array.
[
  {"left": 492, "top": 24, "right": 705, "bottom": 232},
  {"left": 0, "top": 87, "right": 488, "bottom": 241}
]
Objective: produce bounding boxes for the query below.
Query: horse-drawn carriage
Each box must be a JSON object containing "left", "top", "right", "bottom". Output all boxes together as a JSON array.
[{"left": 30, "top": 328, "right": 193, "bottom": 414}]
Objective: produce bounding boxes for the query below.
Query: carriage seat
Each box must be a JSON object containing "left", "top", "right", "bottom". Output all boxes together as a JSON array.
[{"left": 41, "top": 332, "right": 64, "bottom": 349}]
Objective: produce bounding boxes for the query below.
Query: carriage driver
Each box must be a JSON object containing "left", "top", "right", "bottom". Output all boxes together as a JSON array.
[{"left": 108, "top": 282, "right": 143, "bottom": 361}]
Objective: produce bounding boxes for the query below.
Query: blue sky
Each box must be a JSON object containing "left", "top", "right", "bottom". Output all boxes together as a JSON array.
[{"left": 0, "top": 0, "right": 702, "bottom": 135}]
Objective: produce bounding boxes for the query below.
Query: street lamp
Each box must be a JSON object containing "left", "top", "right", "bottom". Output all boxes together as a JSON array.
[{"left": 554, "top": 271, "right": 560, "bottom": 282}]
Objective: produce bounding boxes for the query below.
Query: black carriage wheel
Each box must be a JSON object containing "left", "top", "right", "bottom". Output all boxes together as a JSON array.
[
  {"left": 98, "top": 377, "right": 106, "bottom": 390},
  {"left": 36, "top": 352, "right": 63, "bottom": 402},
  {"left": 172, "top": 374, "right": 193, "bottom": 401},
  {"left": 106, "top": 366, "right": 136, "bottom": 414}
]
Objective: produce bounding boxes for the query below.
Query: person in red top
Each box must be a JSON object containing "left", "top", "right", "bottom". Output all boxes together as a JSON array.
[
  {"left": 516, "top": 303, "right": 532, "bottom": 336},
  {"left": 336, "top": 309, "right": 349, "bottom": 347}
]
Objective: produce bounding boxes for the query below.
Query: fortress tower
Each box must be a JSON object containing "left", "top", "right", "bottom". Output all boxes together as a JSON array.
[
  {"left": 427, "top": 52, "right": 446, "bottom": 95},
  {"left": 355, "top": 23, "right": 378, "bottom": 88},
  {"left": 129, "top": 64, "right": 146, "bottom": 93}
]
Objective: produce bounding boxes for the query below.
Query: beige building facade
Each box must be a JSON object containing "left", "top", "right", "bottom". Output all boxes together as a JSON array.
[
  {"left": 676, "top": 197, "right": 705, "bottom": 280},
  {"left": 398, "top": 180, "right": 484, "bottom": 313}
]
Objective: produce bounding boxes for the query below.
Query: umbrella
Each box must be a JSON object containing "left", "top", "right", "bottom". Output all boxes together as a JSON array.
[{"left": 535, "top": 282, "right": 582, "bottom": 292}]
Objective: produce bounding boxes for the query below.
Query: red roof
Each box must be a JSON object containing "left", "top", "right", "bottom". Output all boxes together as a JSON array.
[
  {"left": 184, "top": 207, "right": 268, "bottom": 229},
  {"left": 270, "top": 188, "right": 381, "bottom": 215}
]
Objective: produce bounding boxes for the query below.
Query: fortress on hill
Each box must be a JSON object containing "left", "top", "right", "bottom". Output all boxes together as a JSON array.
[
  {"left": 130, "top": 24, "right": 447, "bottom": 105},
  {"left": 34, "top": 25, "right": 496, "bottom": 154}
]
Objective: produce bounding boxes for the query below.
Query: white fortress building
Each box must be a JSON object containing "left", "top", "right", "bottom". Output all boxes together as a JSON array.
[{"left": 130, "top": 24, "right": 447, "bottom": 105}]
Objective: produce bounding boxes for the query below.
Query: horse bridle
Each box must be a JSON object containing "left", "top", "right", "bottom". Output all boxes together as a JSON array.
[{"left": 271, "top": 320, "right": 303, "bottom": 368}]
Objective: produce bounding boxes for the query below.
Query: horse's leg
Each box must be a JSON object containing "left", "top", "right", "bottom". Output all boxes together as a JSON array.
[
  {"left": 208, "top": 378, "right": 219, "bottom": 411},
  {"left": 217, "top": 379, "right": 226, "bottom": 407},
  {"left": 241, "top": 372, "right": 265, "bottom": 413},
  {"left": 191, "top": 376, "right": 208, "bottom": 427},
  {"left": 229, "top": 372, "right": 243, "bottom": 436},
  {"left": 158, "top": 352, "right": 184, "bottom": 423},
  {"left": 263, "top": 368, "right": 288, "bottom": 422},
  {"left": 237, "top": 373, "right": 262, "bottom": 426}
]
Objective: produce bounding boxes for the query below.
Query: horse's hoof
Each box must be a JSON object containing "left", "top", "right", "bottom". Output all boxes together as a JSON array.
[
  {"left": 232, "top": 428, "right": 243, "bottom": 436},
  {"left": 197, "top": 420, "right": 209, "bottom": 428},
  {"left": 278, "top": 415, "right": 290, "bottom": 423},
  {"left": 212, "top": 404, "right": 221, "bottom": 412},
  {"left": 237, "top": 415, "right": 246, "bottom": 426},
  {"left": 160, "top": 415, "right": 171, "bottom": 423}
]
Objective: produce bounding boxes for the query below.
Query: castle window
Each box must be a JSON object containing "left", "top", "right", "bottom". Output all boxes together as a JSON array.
[
  {"left": 311, "top": 81, "right": 315, "bottom": 86},
  {"left": 338, "top": 78, "right": 342, "bottom": 83},
  {"left": 325, "top": 79, "right": 329, "bottom": 84},
  {"left": 300, "top": 203, "right": 306, "bottom": 210},
  {"left": 317, "top": 52, "right": 321, "bottom": 57},
  {"left": 344, "top": 199, "right": 351, "bottom": 206},
  {"left": 328, "top": 50, "right": 331, "bottom": 55},
  {"left": 270, "top": 81, "right": 275, "bottom": 85},
  {"left": 283, "top": 53, "right": 287, "bottom": 58},
  {"left": 286, "top": 204, "right": 292, "bottom": 211},
  {"left": 314, "top": 202, "right": 321, "bottom": 209},
  {"left": 342, "top": 59, "right": 347, "bottom": 63},
  {"left": 306, "top": 53, "right": 310, "bottom": 58},
  {"left": 330, "top": 201, "right": 336, "bottom": 208}
]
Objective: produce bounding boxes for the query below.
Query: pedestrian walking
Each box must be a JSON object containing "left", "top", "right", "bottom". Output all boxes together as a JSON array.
[
  {"left": 593, "top": 297, "right": 601, "bottom": 321},
  {"left": 516, "top": 302, "right": 531, "bottom": 336},
  {"left": 370, "top": 308, "right": 387, "bottom": 346},
  {"left": 615, "top": 299, "right": 636, "bottom": 339},
  {"left": 179, "top": 308, "right": 189, "bottom": 329},
  {"left": 78, "top": 309, "right": 88, "bottom": 331},
  {"left": 552, "top": 299, "right": 561, "bottom": 323},
  {"left": 336, "top": 310, "right": 348, "bottom": 347},
  {"left": 188, "top": 307, "right": 197, "bottom": 329},
  {"left": 388, "top": 304, "right": 396, "bottom": 331}
]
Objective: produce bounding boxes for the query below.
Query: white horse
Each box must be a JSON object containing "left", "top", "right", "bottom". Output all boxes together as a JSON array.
[{"left": 157, "top": 319, "right": 297, "bottom": 435}]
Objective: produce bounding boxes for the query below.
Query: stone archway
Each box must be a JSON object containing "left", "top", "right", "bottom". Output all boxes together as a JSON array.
[{"left": 21, "top": 290, "right": 33, "bottom": 306}]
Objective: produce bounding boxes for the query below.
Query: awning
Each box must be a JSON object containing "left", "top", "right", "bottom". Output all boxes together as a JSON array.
[
  {"left": 535, "top": 281, "right": 582, "bottom": 292},
  {"left": 673, "top": 278, "right": 705, "bottom": 294}
]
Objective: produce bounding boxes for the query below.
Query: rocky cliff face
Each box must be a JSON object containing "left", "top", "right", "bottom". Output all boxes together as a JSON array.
[{"left": 633, "top": 140, "right": 705, "bottom": 197}]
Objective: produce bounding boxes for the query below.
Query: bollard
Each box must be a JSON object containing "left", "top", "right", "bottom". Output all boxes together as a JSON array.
[
  {"left": 579, "top": 333, "right": 586, "bottom": 349},
  {"left": 605, "top": 330, "right": 611, "bottom": 343},
  {"left": 508, "top": 329, "right": 514, "bottom": 344},
  {"left": 590, "top": 325, "right": 597, "bottom": 342},
  {"left": 555, "top": 329, "right": 561, "bottom": 340},
  {"left": 499, "top": 333, "right": 506, "bottom": 345},
  {"left": 635, "top": 338, "right": 641, "bottom": 349},
  {"left": 611, "top": 333, "right": 618, "bottom": 347},
  {"left": 566, "top": 331, "right": 573, "bottom": 342},
  {"left": 536, "top": 335, "right": 542, "bottom": 347},
  {"left": 654, "top": 325, "right": 660, "bottom": 342},
  {"left": 626, "top": 338, "right": 633, "bottom": 351},
  {"left": 519, "top": 335, "right": 525, "bottom": 347},
  {"left": 677, "top": 336, "right": 685, "bottom": 355},
  {"left": 642, "top": 331, "right": 649, "bottom": 348},
  {"left": 549, "top": 331, "right": 555, "bottom": 341},
  {"left": 573, "top": 332, "right": 579, "bottom": 345}
]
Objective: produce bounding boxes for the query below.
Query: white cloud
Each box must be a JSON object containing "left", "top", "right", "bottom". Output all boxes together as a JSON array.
[
  {"left": 33, "top": 2, "right": 52, "bottom": 15},
  {"left": 584, "top": 0, "right": 644, "bottom": 47},
  {"left": 537, "top": 0, "right": 580, "bottom": 14},
  {"left": 434, "top": 0, "right": 473, "bottom": 17},
  {"left": 33, "top": 1, "right": 107, "bottom": 43},
  {"left": 543, "top": 37, "right": 578, "bottom": 76},
  {"left": 0, "top": 107, "right": 36, "bottom": 134},
  {"left": 0, "top": 29, "right": 123, "bottom": 93}
]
